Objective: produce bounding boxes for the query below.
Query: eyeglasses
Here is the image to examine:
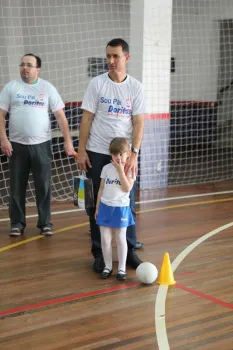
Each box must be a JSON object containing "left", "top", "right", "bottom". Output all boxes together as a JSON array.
[{"left": 19, "top": 63, "right": 37, "bottom": 68}]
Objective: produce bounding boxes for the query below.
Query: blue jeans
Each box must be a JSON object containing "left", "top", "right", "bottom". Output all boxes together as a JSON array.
[{"left": 86, "top": 150, "right": 137, "bottom": 258}]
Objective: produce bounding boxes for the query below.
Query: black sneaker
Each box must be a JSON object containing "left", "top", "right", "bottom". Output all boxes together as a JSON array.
[
  {"left": 127, "top": 252, "right": 143, "bottom": 269},
  {"left": 136, "top": 241, "right": 144, "bottom": 249},
  {"left": 9, "top": 228, "right": 24, "bottom": 237},
  {"left": 93, "top": 256, "right": 105, "bottom": 273},
  {"left": 40, "top": 227, "right": 53, "bottom": 236}
]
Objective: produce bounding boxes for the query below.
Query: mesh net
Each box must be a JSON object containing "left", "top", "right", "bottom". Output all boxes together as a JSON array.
[
  {"left": 0, "top": 0, "right": 130, "bottom": 208},
  {"left": 169, "top": 0, "right": 233, "bottom": 185},
  {"left": 1, "top": 0, "right": 233, "bottom": 208}
]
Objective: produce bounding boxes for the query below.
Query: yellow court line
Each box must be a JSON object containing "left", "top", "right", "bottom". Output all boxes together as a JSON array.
[
  {"left": 54, "top": 222, "right": 89, "bottom": 233},
  {"left": 0, "top": 235, "right": 44, "bottom": 253},
  {"left": 0, "top": 222, "right": 89, "bottom": 253},
  {"left": 1, "top": 197, "right": 233, "bottom": 254}
]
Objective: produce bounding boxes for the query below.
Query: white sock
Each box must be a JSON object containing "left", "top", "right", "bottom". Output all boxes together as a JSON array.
[
  {"left": 100, "top": 226, "right": 113, "bottom": 271},
  {"left": 115, "top": 227, "right": 127, "bottom": 272}
]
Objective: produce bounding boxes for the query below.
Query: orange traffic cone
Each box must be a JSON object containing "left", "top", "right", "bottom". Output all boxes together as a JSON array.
[{"left": 157, "top": 252, "right": 176, "bottom": 286}]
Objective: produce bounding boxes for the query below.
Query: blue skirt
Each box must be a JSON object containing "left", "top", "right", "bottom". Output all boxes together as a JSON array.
[{"left": 96, "top": 202, "right": 135, "bottom": 228}]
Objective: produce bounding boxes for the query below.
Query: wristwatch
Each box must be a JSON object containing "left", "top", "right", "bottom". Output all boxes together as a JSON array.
[{"left": 131, "top": 147, "right": 139, "bottom": 154}]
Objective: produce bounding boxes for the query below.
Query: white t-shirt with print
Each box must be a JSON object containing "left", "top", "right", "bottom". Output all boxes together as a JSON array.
[
  {"left": 0, "top": 78, "right": 65, "bottom": 145},
  {"left": 81, "top": 72, "right": 146, "bottom": 155},
  {"left": 100, "top": 163, "right": 134, "bottom": 207}
]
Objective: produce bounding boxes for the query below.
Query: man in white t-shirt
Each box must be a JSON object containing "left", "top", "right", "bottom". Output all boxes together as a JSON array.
[
  {"left": 77, "top": 38, "right": 146, "bottom": 273},
  {"left": 0, "top": 53, "right": 74, "bottom": 237}
]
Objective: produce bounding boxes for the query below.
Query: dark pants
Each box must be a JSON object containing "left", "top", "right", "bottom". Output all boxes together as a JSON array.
[
  {"left": 86, "top": 150, "right": 137, "bottom": 258},
  {"left": 9, "top": 141, "right": 52, "bottom": 230}
]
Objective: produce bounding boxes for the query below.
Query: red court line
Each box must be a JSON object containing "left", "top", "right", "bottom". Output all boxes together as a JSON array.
[
  {"left": 176, "top": 283, "right": 233, "bottom": 310},
  {"left": 0, "top": 271, "right": 196, "bottom": 318},
  {"left": 176, "top": 271, "right": 196, "bottom": 277},
  {"left": 0, "top": 282, "right": 138, "bottom": 317}
]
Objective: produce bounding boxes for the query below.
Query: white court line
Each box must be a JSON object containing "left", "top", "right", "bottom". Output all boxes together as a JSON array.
[
  {"left": 0, "top": 208, "right": 83, "bottom": 222},
  {"left": 135, "top": 190, "right": 233, "bottom": 204},
  {"left": 0, "top": 190, "right": 233, "bottom": 222},
  {"left": 155, "top": 221, "right": 233, "bottom": 350}
]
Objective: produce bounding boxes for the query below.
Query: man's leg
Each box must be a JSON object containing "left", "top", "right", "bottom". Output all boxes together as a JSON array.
[
  {"left": 9, "top": 142, "right": 30, "bottom": 235},
  {"left": 126, "top": 181, "right": 143, "bottom": 269},
  {"left": 86, "top": 151, "right": 111, "bottom": 272},
  {"left": 30, "top": 141, "right": 52, "bottom": 233}
]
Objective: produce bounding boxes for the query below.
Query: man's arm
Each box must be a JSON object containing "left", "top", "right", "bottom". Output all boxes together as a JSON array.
[
  {"left": 54, "top": 109, "right": 74, "bottom": 156},
  {"left": 125, "top": 114, "right": 144, "bottom": 176},
  {"left": 77, "top": 110, "right": 94, "bottom": 171},
  {"left": 132, "top": 114, "right": 144, "bottom": 150},
  {"left": 0, "top": 109, "right": 12, "bottom": 157}
]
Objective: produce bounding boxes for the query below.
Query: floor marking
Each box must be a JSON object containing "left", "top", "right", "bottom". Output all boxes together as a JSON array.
[
  {"left": 0, "top": 209, "right": 83, "bottom": 222},
  {"left": 0, "top": 222, "right": 89, "bottom": 253},
  {"left": 0, "top": 282, "right": 139, "bottom": 318},
  {"left": 1, "top": 189, "right": 233, "bottom": 221},
  {"left": 155, "top": 221, "right": 233, "bottom": 350},
  {"left": 0, "top": 270, "right": 193, "bottom": 319},
  {"left": 135, "top": 190, "right": 233, "bottom": 204},
  {"left": 175, "top": 283, "right": 233, "bottom": 310},
  {"left": 139, "top": 197, "right": 233, "bottom": 214},
  {"left": 1, "top": 198, "right": 232, "bottom": 253}
]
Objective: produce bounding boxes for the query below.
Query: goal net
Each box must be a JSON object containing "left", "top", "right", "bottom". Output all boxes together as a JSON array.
[
  {"left": 0, "top": 0, "right": 233, "bottom": 208},
  {"left": 0, "top": 0, "right": 130, "bottom": 209}
]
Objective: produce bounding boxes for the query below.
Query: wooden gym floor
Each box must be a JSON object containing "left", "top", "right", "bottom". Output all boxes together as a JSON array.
[{"left": 1, "top": 180, "right": 233, "bottom": 349}]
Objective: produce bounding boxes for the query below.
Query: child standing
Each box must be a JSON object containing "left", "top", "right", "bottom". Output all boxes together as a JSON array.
[{"left": 95, "top": 137, "right": 135, "bottom": 280}]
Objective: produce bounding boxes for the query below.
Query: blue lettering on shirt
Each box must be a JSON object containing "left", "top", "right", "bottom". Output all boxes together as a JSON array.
[
  {"left": 100, "top": 96, "right": 132, "bottom": 117},
  {"left": 106, "top": 177, "right": 121, "bottom": 186},
  {"left": 108, "top": 105, "right": 132, "bottom": 115},
  {"left": 24, "top": 100, "right": 44, "bottom": 106},
  {"left": 100, "top": 97, "right": 112, "bottom": 104}
]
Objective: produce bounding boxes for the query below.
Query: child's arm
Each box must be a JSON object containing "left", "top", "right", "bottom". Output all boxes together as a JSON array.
[
  {"left": 95, "top": 178, "right": 105, "bottom": 219},
  {"left": 112, "top": 159, "right": 135, "bottom": 192}
]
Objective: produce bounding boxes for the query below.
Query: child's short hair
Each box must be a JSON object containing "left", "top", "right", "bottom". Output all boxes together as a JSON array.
[{"left": 109, "top": 137, "right": 130, "bottom": 155}]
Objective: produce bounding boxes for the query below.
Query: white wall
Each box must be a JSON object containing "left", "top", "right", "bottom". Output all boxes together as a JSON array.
[{"left": 171, "top": 0, "right": 233, "bottom": 102}]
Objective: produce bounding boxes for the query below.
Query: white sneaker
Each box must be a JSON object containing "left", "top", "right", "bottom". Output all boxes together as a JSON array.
[{"left": 9, "top": 228, "right": 23, "bottom": 237}]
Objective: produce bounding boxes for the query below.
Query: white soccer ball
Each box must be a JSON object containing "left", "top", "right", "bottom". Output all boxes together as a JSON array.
[{"left": 136, "top": 262, "right": 158, "bottom": 284}]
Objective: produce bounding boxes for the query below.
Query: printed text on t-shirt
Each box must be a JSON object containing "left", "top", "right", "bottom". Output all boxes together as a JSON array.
[
  {"left": 100, "top": 96, "right": 132, "bottom": 118},
  {"left": 16, "top": 93, "right": 45, "bottom": 107}
]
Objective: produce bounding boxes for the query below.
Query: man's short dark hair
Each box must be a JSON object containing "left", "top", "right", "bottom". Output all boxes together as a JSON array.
[
  {"left": 23, "top": 53, "right": 42, "bottom": 68},
  {"left": 106, "top": 38, "right": 129, "bottom": 54}
]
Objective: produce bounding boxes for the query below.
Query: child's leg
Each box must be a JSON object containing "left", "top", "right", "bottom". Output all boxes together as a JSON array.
[
  {"left": 100, "top": 226, "right": 113, "bottom": 271},
  {"left": 115, "top": 227, "right": 127, "bottom": 272}
]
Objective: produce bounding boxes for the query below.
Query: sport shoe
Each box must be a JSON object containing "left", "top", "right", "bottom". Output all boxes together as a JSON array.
[
  {"left": 9, "top": 228, "right": 23, "bottom": 237},
  {"left": 127, "top": 252, "right": 143, "bottom": 269},
  {"left": 40, "top": 227, "right": 53, "bottom": 236},
  {"left": 93, "top": 256, "right": 105, "bottom": 273},
  {"left": 136, "top": 241, "right": 144, "bottom": 249}
]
